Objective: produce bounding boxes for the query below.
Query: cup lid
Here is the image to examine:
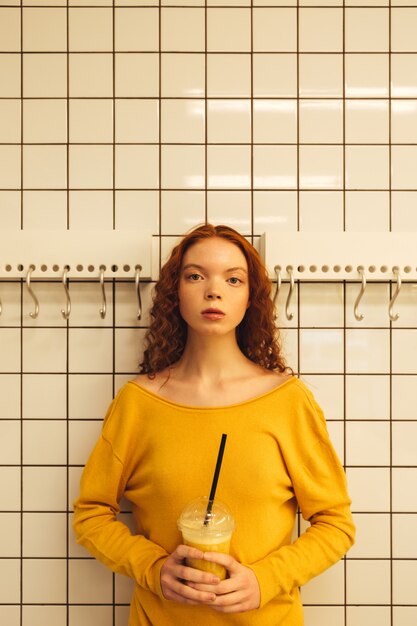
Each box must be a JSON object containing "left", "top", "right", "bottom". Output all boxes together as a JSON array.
[{"left": 177, "top": 496, "right": 235, "bottom": 535}]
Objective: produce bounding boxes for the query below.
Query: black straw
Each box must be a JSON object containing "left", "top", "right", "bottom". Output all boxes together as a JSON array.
[{"left": 204, "top": 433, "right": 227, "bottom": 526}]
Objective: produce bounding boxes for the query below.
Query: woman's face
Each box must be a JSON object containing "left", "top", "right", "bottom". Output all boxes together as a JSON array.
[{"left": 178, "top": 237, "right": 250, "bottom": 337}]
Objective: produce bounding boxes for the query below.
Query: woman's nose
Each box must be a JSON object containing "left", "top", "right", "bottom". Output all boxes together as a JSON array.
[{"left": 205, "top": 285, "right": 222, "bottom": 299}]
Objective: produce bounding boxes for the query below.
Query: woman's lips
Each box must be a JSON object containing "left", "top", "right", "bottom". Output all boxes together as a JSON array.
[{"left": 201, "top": 309, "right": 225, "bottom": 320}]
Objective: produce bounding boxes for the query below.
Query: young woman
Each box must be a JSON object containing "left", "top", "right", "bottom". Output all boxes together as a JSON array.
[{"left": 74, "top": 224, "right": 355, "bottom": 625}]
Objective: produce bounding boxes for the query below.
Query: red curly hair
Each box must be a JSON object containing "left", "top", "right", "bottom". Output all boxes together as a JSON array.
[{"left": 139, "top": 224, "right": 290, "bottom": 376}]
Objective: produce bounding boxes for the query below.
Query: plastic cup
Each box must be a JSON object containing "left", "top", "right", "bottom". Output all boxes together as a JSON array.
[{"left": 177, "top": 496, "right": 235, "bottom": 580}]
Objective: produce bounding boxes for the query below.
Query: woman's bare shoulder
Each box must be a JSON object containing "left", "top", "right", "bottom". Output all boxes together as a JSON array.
[{"left": 132, "top": 371, "right": 169, "bottom": 392}]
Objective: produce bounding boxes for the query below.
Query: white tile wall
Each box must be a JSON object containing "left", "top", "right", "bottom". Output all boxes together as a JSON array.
[{"left": 0, "top": 3, "right": 417, "bottom": 626}]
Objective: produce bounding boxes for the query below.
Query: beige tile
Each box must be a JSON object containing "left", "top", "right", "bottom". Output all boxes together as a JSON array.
[
  {"left": 161, "top": 145, "right": 205, "bottom": 189},
  {"left": 300, "top": 329, "right": 343, "bottom": 373},
  {"left": 23, "top": 145, "right": 66, "bottom": 189},
  {"left": 393, "top": 560, "right": 417, "bottom": 604},
  {"left": 253, "top": 100, "right": 297, "bottom": 143},
  {"left": 300, "top": 375, "right": 344, "bottom": 420},
  {"left": 115, "top": 571, "right": 135, "bottom": 603},
  {"left": 207, "top": 190, "right": 251, "bottom": 234},
  {"left": 22, "top": 328, "right": 67, "bottom": 372},
  {"left": 115, "top": 7, "right": 158, "bottom": 51},
  {"left": 299, "top": 190, "right": 343, "bottom": 231},
  {"left": 68, "top": 328, "right": 113, "bottom": 373},
  {"left": 0, "top": 329, "right": 21, "bottom": 372},
  {"left": 69, "top": 99, "right": 113, "bottom": 143},
  {"left": 346, "top": 282, "right": 390, "bottom": 327},
  {"left": 393, "top": 514, "right": 417, "bottom": 558},
  {"left": 69, "top": 559, "right": 113, "bottom": 603},
  {"left": 393, "top": 283, "right": 417, "bottom": 329},
  {"left": 300, "top": 54, "right": 343, "bottom": 97},
  {"left": 300, "top": 283, "right": 343, "bottom": 327},
  {"left": 23, "top": 466, "right": 67, "bottom": 510},
  {"left": 346, "top": 329, "right": 390, "bottom": 373},
  {"left": 115, "top": 328, "right": 146, "bottom": 373},
  {"left": 115, "top": 53, "right": 158, "bottom": 97},
  {"left": 392, "top": 375, "right": 417, "bottom": 420},
  {"left": 0, "top": 559, "right": 20, "bottom": 603},
  {"left": 22, "top": 606, "right": 67, "bottom": 626},
  {"left": 345, "top": 99, "right": 389, "bottom": 143},
  {"left": 345, "top": 191, "right": 390, "bottom": 232},
  {"left": 208, "top": 99, "right": 251, "bottom": 143},
  {"left": 303, "top": 607, "right": 344, "bottom": 626},
  {"left": 162, "top": 7, "right": 205, "bottom": 51},
  {"left": 254, "top": 145, "right": 297, "bottom": 189},
  {"left": 253, "top": 190, "right": 297, "bottom": 233},
  {"left": 347, "top": 421, "right": 390, "bottom": 466},
  {"left": 299, "top": 145, "right": 343, "bottom": 189},
  {"left": 68, "top": 467, "right": 83, "bottom": 512},
  {"left": 207, "top": 8, "right": 251, "bottom": 52},
  {"left": 0, "top": 513, "right": 20, "bottom": 558},
  {"left": 207, "top": 54, "right": 251, "bottom": 97},
  {"left": 23, "top": 54, "right": 67, "bottom": 97},
  {"left": 0, "top": 375, "right": 20, "bottom": 418},
  {"left": 23, "top": 559, "right": 66, "bottom": 603},
  {"left": 0, "top": 7, "right": 20, "bottom": 51},
  {"left": 346, "top": 145, "right": 389, "bottom": 190},
  {"left": 392, "top": 99, "right": 417, "bottom": 143},
  {"left": 69, "top": 145, "right": 112, "bottom": 189},
  {"left": 299, "top": 100, "right": 342, "bottom": 143},
  {"left": 392, "top": 192, "right": 417, "bottom": 230},
  {"left": 392, "top": 468, "right": 417, "bottom": 511},
  {"left": 393, "top": 608, "right": 417, "bottom": 626},
  {"left": 69, "top": 420, "right": 102, "bottom": 465},
  {"left": 393, "top": 422, "right": 417, "bottom": 467},
  {"left": 392, "top": 7, "right": 417, "bottom": 52},
  {"left": 22, "top": 513, "right": 66, "bottom": 557},
  {"left": 69, "top": 7, "right": 112, "bottom": 51},
  {"left": 24, "top": 99, "right": 67, "bottom": 143},
  {"left": 0, "top": 608, "right": 19, "bottom": 626},
  {"left": 393, "top": 329, "right": 417, "bottom": 374},
  {"left": 68, "top": 606, "right": 113, "bottom": 626},
  {"left": 115, "top": 280, "right": 154, "bottom": 328},
  {"left": 115, "top": 190, "right": 159, "bottom": 232},
  {"left": 0, "top": 191, "right": 20, "bottom": 228},
  {"left": 253, "top": 53, "right": 297, "bottom": 97},
  {"left": 253, "top": 8, "right": 296, "bottom": 52},
  {"left": 22, "top": 374, "right": 67, "bottom": 419},
  {"left": 299, "top": 8, "right": 343, "bottom": 52},
  {"left": 392, "top": 146, "right": 417, "bottom": 189},
  {"left": 346, "top": 559, "right": 391, "bottom": 604},
  {"left": 23, "top": 420, "right": 66, "bottom": 465},
  {"left": 0, "top": 145, "right": 20, "bottom": 188},
  {"left": 391, "top": 53, "right": 417, "bottom": 97},
  {"left": 161, "top": 53, "right": 205, "bottom": 97},
  {"left": 207, "top": 145, "right": 250, "bottom": 189},
  {"left": 0, "top": 421, "right": 20, "bottom": 465},
  {"left": 68, "top": 374, "right": 113, "bottom": 419},
  {"left": 161, "top": 99, "right": 205, "bottom": 143},
  {"left": 69, "top": 190, "right": 113, "bottom": 229},
  {"left": 0, "top": 100, "right": 20, "bottom": 142},
  {"left": 345, "top": 54, "right": 389, "bottom": 97},
  {"left": 115, "top": 99, "right": 159, "bottom": 143},
  {"left": 0, "top": 283, "right": 21, "bottom": 328},
  {"left": 346, "top": 375, "right": 390, "bottom": 420},
  {"left": 301, "top": 560, "right": 344, "bottom": 603},
  {"left": 347, "top": 606, "right": 391, "bottom": 626},
  {"left": 69, "top": 53, "right": 112, "bottom": 97},
  {"left": 23, "top": 7, "right": 66, "bottom": 51},
  {"left": 345, "top": 8, "right": 389, "bottom": 52},
  {"left": 115, "top": 145, "right": 159, "bottom": 189},
  {"left": 347, "top": 467, "right": 390, "bottom": 511},
  {"left": 0, "top": 54, "right": 20, "bottom": 97},
  {"left": 161, "top": 190, "right": 205, "bottom": 235},
  {"left": 349, "top": 513, "right": 391, "bottom": 559}
]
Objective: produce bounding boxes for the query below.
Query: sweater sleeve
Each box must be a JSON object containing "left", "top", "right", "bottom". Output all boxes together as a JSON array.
[
  {"left": 247, "top": 385, "right": 355, "bottom": 608},
  {"left": 73, "top": 397, "right": 168, "bottom": 598}
]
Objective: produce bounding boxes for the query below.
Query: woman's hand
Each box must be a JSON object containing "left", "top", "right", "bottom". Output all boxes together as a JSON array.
[
  {"left": 189, "top": 552, "right": 261, "bottom": 613},
  {"left": 160, "top": 545, "right": 220, "bottom": 605}
]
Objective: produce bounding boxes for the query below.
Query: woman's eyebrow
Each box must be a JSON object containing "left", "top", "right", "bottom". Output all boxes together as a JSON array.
[{"left": 182, "top": 263, "right": 247, "bottom": 273}]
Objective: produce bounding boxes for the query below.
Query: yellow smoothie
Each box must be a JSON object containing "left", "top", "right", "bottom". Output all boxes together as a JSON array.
[{"left": 183, "top": 536, "right": 231, "bottom": 580}]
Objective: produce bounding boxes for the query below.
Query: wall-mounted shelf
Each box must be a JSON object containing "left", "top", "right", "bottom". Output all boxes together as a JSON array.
[
  {"left": 261, "top": 232, "right": 417, "bottom": 281},
  {"left": 0, "top": 230, "right": 152, "bottom": 280}
]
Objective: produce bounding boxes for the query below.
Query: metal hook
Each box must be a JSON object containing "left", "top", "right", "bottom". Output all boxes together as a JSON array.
[
  {"left": 26, "top": 265, "right": 39, "bottom": 319},
  {"left": 389, "top": 267, "right": 401, "bottom": 322},
  {"left": 273, "top": 265, "right": 281, "bottom": 307},
  {"left": 99, "top": 267, "right": 106, "bottom": 319},
  {"left": 285, "top": 267, "right": 294, "bottom": 321},
  {"left": 135, "top": 265, "right": 142, "bottom": 321},
  {"left": 354, "top": 266, "right": 366, "bottom": 322},
  {"left": 61, "top": 266, "right": 71, "bottom": 320}
]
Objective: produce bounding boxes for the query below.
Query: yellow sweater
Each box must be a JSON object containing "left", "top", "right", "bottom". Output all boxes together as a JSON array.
[{"left": 73, "top": 376, "right": 355, "bottom": 626}]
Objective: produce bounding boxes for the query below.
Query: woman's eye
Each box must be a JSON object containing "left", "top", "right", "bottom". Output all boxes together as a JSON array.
[
  {"left": 228, "top": 277, "right": 242, "bottom": 285},
  {"left": 188, "top": 273, "right": 202, "bottom": 281}
]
